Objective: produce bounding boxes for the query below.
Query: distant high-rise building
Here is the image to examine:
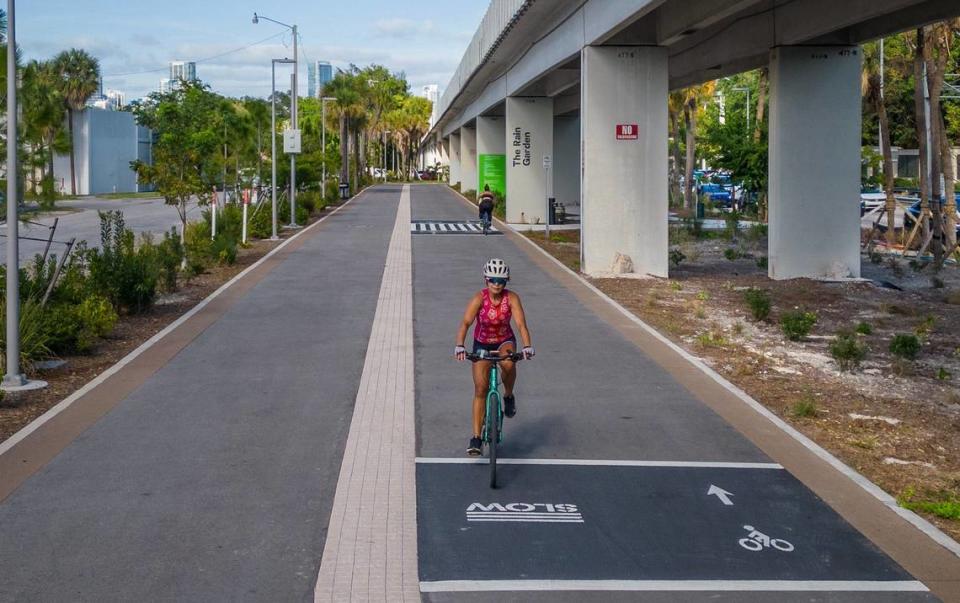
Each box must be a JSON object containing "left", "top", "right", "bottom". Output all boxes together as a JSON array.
[
  {"left": 158, "top": 78, "right": 172, "bottom": 94},
  {"left": 91, "top": 89, "right": 126, "bottom": 111},
  {"left": 309, "top": 61, "right": 334, "bottom": 97},
  {"left": 420, "top": 84, "right": 440, "bottom": 127},
  {"left": 169, "top": 61, "right": 197, "bottom": 83}
]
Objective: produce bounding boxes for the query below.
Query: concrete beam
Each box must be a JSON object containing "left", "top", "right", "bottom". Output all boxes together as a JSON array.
[
  {"left": 505, "top": 97, "right": 554, "bottom": 224},
  {"left": 581, "top": 46, "right": 668, "bottom": 277},
  {"left": 768, "top": 46, "right": 862, "bottom": 280}
]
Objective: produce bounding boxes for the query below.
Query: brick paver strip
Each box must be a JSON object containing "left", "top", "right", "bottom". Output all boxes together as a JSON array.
[{"left": 315, "top": 185, "right": 419, "bottom": 602}]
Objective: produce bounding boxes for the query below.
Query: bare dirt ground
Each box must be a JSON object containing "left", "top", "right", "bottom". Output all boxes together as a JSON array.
[
  {"left": 0, "top": 203, "right": 341, "bottom": 445},
  {"left": 525, "top": 228, "right": 960, "bottom": 542}
]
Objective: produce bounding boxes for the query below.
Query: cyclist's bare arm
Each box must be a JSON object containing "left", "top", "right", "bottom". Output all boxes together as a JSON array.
[
  {"left": 455, "top": 293, "right": 483, "bottom": 360},
  {"left": 508, "top": 292, "right": 532, "bottom": 348}
]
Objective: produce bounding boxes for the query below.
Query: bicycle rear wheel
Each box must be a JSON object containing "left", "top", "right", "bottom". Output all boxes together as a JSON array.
[{"left": 487, "top": 392, "right": 500, "bottom": 489}]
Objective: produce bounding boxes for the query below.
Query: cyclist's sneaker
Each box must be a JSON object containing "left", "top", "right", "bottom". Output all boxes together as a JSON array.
[
  {"left": 467, "top": 436, "right": 483, "bottom": 456},
  {"left": 504, "top": 395, "right": 517, "bottom": 418}
]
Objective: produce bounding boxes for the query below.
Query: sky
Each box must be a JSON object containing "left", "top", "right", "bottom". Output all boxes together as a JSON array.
[{"left": 16, "top": 0, "right": 488, "bottom": 101}]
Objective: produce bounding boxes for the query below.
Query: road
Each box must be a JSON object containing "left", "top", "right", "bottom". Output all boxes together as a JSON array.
[
  {"left": 0, "top": 184, "right": 957, "bottom": 602},
  {"left": 0, "top": 196, "right": 201, "bottom": 263}
]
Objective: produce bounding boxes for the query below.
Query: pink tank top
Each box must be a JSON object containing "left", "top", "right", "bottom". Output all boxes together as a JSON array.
[{"left": 474, "top": 289, "right": 515, "bottom": 344}]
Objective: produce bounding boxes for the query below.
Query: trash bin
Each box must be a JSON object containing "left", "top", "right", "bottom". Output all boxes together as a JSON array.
[
  {"left": 339, "top": 183, "right": 350, "bottom": 200},
  {"left": 548, "top": 197, "right": 556, "bottom": 225}
]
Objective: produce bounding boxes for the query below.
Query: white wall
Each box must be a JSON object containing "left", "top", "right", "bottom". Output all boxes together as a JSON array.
[
  {"left": 449, "top": 132, "right": 461, "bottom": 186},
  {"left": 54, "top": 108, "right": 140, "bottom": 196},
  {"left": 768, "top": 46, "right": 861, "bottom": 279},
  {"left": 581, "top": 46, "right": 668, "bottom": 276},
  {"left": 505, "top": 97, "right": 554, "bottom": 224},
  {"left": 553, "top": 115, "right": 580, "bottom": 211},
  {"left": 460, "top": 126, "right": 478, "bottom": 193}
]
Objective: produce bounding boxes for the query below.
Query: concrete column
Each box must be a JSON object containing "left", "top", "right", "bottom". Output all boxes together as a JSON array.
[
  {"left": 553, "top": 114, "right": 580, "bottom": 214},
  {"left": 460, "top": 126, "right": 478, "bottom": 195},
  {"left": 476, "top": 116, "right": 506, "bottom": 195},
  {"left": 505, "top": 97, "right": 554, "bottom": 224},
  {"left": 768, "top": 46, "right": 861, "bottom": 279},
  {"left": 449, "top": 132, "right": 461, "bottom": 186},
  {"left": 581, "top": 46, "right": 668, "bottom": 277}
]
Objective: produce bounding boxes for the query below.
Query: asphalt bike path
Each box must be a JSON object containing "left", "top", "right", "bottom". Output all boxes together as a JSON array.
[
  {"left": 410, "top": 184, "right": 942, "bottom": 601},
  {"left": 0, "top": 187, "right": 400, "bottom": 601}
]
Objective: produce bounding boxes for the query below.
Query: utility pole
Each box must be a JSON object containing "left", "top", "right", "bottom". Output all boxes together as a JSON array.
[{"left": 289, "top": 25, "right": 299, "bottom": 228}]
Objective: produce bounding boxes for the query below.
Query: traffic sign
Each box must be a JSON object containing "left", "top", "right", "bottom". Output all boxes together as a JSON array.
[{"left": 616, "top": 124, "right": 638, "bottom": 140}]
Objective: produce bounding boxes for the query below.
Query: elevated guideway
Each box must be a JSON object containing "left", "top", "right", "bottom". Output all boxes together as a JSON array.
[{"left": 421, "top": 0, "right": 960, "bottom": 280}]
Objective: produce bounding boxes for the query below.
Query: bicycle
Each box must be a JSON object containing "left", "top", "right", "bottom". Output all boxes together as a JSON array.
[
  {"left": 465, "top": 350, "right": 524, "bottom": 488},
  {"left": 479, "top": 212, "right": 492, "bottom": 235}
]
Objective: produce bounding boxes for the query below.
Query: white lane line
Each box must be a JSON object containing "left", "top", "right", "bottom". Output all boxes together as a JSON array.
[
  {"left": 314, "top": 185, "right": 418, "bottom": 602},
  {"left": 446, "top": 186, "right": 960, "bottom": 561},
  {"left": 415, "top": 457, "right": 783, "bottom": 469},
  {"left": 0, "top": 189, "right": 368, "bottom": 459},
  {"left": 419, "top": 580, "right": 929, "bottom": 593}
]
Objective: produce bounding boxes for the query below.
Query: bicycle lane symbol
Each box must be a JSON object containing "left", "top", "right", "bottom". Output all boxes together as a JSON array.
[{"left": 738, "top": 525, "right": 795, "bottom": 552}]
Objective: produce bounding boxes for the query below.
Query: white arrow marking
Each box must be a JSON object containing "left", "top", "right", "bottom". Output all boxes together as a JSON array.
[{"left": 707, "top": 485, "right": 735, "bottom": 506}]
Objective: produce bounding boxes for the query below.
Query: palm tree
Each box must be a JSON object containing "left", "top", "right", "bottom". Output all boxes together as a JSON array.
[
  {"left": 862, "top": 44, "right": 898, "bottom": 247},
  {"left": 323, "top": 71, "right": 365, "bottom": 192},
  {"left": 22, "top": 60, "right": 68, "bottom": 203},
  {"left": 53, "top": 49, "right": 100, "bottom": 195},
  {"left": 682, "top": 81, "right": 716, "bottom": 210}
]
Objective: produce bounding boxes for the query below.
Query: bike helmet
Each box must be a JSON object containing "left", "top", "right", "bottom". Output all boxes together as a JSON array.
[{"left": 483, "top": 258, "right": 510, "bottom": 279}]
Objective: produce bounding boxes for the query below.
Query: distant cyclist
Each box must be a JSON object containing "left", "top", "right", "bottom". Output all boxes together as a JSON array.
[
  {"left": 478, "top": 184, "right": 495, "bottom": 233},
  {"left": 454, "top": 258, "right": 534, "bottom": 456}
]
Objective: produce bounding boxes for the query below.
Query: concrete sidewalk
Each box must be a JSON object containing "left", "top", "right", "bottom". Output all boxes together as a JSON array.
[{"left": 0, "top": 187, "right": 400, "bottom": 601}]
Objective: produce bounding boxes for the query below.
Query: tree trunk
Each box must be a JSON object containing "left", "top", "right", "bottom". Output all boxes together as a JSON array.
[
  {"left": 924, "top": 25, "right": 946, "bottom": 265},
  {"left": 753, "top": 67, "right": 768, "bottom": 144},
  {"left": 67, "top": 109, "right": 77, "bottom": 195},
  {"left": 669, "top": 112, "right": 683, "bottom": 206},
  {"left": 683, "top": 103, "right": 696, "bottom": 211},
  {"left": 913, "top": 29, "right": 930, "bottom": 245}
]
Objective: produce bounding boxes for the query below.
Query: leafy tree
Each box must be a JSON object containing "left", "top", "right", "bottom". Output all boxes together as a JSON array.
[
  {"left": 131, "top": 80, "right": 222, "bottom": 265},
  {"left": 22, "top": 60, "right": 69, "bottom": 205},
  {"left": 52, "top": 49, "right": 100, "bottom": 195}
]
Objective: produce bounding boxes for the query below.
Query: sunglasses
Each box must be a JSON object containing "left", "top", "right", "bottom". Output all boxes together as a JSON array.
[{"left": 486, "top": 277, "right": 508, "bottom": 286}]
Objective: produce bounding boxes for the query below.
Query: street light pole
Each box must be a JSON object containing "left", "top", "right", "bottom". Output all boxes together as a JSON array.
[
  {"left": 290, "top": 24, "right": 299, "bottom": 228},
  {"left": 4, "top": 0, "right": 23, "bottom": 387},
  {"left": 270, "top": 57, "right": 294, "bottom": 240},
  {"left": 254, "top": 13, "right": 299, "bottom": 227}
]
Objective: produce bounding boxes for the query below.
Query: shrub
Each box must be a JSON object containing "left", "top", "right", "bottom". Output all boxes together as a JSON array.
[
  {"left": 744, "top": 223, "right": 768, "bottom": 242},
  {"left": 791, "top": 396, "right": 818, "bottom": 418},
  {"left": 723, "top": 247, "right": 740, "bottom": 261},
  {"left": 0, "top": 298, "right": 51, "bottom": 371},
  {"left": 248, "top": 203, "right": 273, "bottom": 239},
  {"left": 781, "top": 310, "right": 817, "bottom": 341},
  {"left": 87, "top": 211, "right": 158, "bottom": 314},
  {"left": 669, "top": 247, "right": 686, "bottom": 267},
  {"left": 936, "top": 367, "right": 952, "bottom": 380},
  {"left": 723, "top": 209, "right": 742, "bottom": 240},
  {"left": 756, "top": 256, "right": 768, "bottom": 269},
  {"left": 743, "top": 288, "right": 771, "bottom": 321},
  {"left": 76, "top": 295, "right": 117, "bottom": 340},
  {"left": 157, "top": 228, "right": 183, "bottom": 292},
  {"left": 890, "top": 333, "right": 921, "bottom": 360},
  {"left": 830, "top": 331, "right": 867, "bottom": 371},
  {"left": 855, "top": 321, "right": 872, "bottom": 335}
]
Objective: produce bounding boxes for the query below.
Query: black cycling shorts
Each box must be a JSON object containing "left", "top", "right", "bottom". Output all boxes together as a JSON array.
[{"left": 473, "top": 337, "right": 517, "bottom": 354}]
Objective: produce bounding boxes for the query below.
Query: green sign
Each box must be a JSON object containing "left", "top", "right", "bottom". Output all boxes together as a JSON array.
[{"left": 478, "top": 154, "right": 506, "bottom": 195}]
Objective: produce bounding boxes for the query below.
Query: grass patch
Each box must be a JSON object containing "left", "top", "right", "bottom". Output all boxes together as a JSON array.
[
  {"left": 743, "top": 288, "right": 771, "bottom": 322},
  {"left": 791, "top": 396, "right": 819, "bottom": 418},
  {"left": 94, "top": 191, "right": 162, "bottom": 200},
  {"left": 696, "top": 330, "right": 727, "bottom": 348},
  {"left": 898, "top": 487, "right": 960, "bottom": 521},
  {"left": 781, "top": 310, "right": 817, "bottom": 342}
]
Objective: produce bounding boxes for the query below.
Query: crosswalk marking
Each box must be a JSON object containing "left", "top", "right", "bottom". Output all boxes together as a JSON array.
[{"left": 410, "top": 220, "right": 502, "bottom": 235}]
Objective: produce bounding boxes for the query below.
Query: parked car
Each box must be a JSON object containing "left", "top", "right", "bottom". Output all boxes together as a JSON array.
[
  {"left": 699, "top": 183, "right": 732, "bottom": 204},
  {"left": 903, "top": 196, "right": 960, "bottom": 237}
]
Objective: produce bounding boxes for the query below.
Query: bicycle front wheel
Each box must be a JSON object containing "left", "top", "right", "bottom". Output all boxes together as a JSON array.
[{"left": 487, "top": 392, "right": 500, "bottom": 489}]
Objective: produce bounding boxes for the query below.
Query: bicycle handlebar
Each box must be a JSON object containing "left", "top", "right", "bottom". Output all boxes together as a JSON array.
[{"left": 464, "top": 351, "right": 524, "bottom": 363}]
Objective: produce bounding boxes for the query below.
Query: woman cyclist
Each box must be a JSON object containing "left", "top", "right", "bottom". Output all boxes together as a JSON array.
[{"left": 454, "top": 258, "right": 534, "bottom": 456}]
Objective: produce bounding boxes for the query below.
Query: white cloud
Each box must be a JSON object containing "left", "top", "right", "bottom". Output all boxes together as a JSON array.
[{"left": 373, "top": 18, "right": 435, "bottom": 38}]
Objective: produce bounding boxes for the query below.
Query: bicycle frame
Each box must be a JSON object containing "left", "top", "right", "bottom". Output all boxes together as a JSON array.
[{"left": 482, "top": 364, "right": 502, "bottom": 445}]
